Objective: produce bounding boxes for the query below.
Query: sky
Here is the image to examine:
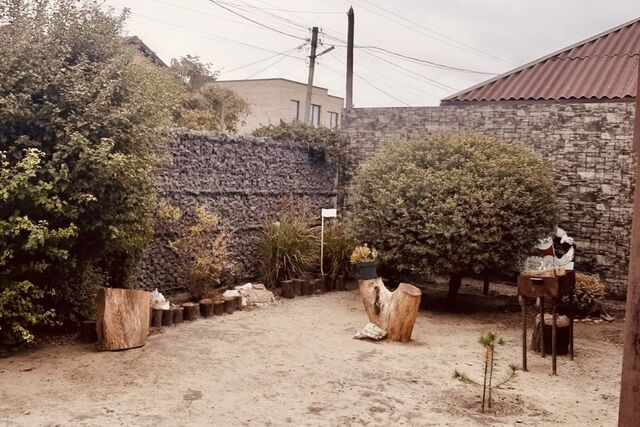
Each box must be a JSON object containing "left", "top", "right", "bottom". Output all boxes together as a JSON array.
[{"left": 102, "top": 0, "right": 640, "bottom": 107}]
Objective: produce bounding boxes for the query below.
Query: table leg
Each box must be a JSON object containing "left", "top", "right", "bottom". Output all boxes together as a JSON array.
[
  {"left": 539, "top": 297, "right": 545, "bottom": 358},
  {"left": 552, "top": 303, "right": 557, "bottom": 375},
  {"left": 520, "top": 295, "right": 527, "bottom": 371},
  {"left": 569, "top": 289, "right": 574, "bottom": 361}
]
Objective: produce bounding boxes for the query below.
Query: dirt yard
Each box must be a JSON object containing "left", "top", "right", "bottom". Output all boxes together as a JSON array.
[{"left": 0, "top": 281, "right": 624, "bottom": 426}]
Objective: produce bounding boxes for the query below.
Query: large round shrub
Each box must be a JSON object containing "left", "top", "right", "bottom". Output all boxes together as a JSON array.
[{"left": 349, "top": 133, "right": 558, "bottom": 297}]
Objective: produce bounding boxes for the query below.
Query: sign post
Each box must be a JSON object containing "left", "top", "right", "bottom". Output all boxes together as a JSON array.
[{"left": 320, "top": 208, "right": 338, "bottom": 276}]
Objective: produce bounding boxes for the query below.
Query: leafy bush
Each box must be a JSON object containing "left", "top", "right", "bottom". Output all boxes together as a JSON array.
[
  {"left": 350, "top": 244, "right": 378, "bottom": 264},
  {"left": 252, "top": 120, "right": 347, "bottom": 163},
  {"left": 258, "top": 216, "right": 319, "bottom": 286},
  {"left": 349, "top": 133, "right": 557, "bottom": 298},
  {"left": 323, "top": 222, "right": 356, "bottom": 277},
  {"left": 574, "top": 272, "right": 606, "bottom": 316},
  {"left": 0, "top": 0, "right": 182, "bottom": 333},
  {"left": 160, "top": 204, "right": 230, "bottom": 300}
]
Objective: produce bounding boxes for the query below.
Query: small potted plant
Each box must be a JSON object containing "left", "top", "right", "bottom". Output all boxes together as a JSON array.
[{"left": 350, "top": 244, "right": 379, "bottom": 280}]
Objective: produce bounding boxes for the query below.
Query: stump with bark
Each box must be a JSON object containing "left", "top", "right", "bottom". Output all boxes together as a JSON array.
[
  {"left": 172, "top": 306, "right": 184, "bottom": 324},
  {"left": 199, "top": 299, "right": 214, "bottom": 318},
  {"left": 161, "top": 308, "right": 173, "bottom": 327},
  {"left": 531, "top": 314, "right": 570, "bottom": 355},
  {"left": 292, "top": 279, "right": 303, "bottom": 296},
  {"left": 233, "top": 296, "right": 243, "bottom": 311},
  {"left": 213, "top": 301, "right": 225, "bottom": 315},
  {"left": 96, "top": 288, "right": 151, "bottom": 351},
  {"left": 224, "top": 299, "right": 235, "bottom": 314},
  {"left": 359, "top": 278, "right": 422, "bottom": 342},
  {"left": 281, "top": 280, "right": 295, "bottom": 299},
  {"left": 336, "top": 275, "right": 346, "bottom": 291},
  {"left": 151, "top": 308, "right": 163, "bottom": 328},
  {"left": 183, "top": 302, "right": 199, "bottom": 321},
  {"left": 301, "top": 280, "right": 313, "bottom": 296}
]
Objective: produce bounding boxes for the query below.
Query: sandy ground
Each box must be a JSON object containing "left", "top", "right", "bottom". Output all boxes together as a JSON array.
[{"left": 0, "top": 281, "right": 624, "bottom": 427}]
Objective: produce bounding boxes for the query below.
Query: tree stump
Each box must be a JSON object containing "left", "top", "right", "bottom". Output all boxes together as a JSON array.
[
  {"left": 336, "top": 275, "right": 346, "bottom": 291},
  {"left": 161, "top": 308, "right": 173, "bottom": 327},
  {"left": 314, "top": 277, "right": 325, "bottom": 293},
  {"left": 199, "top": 299, "right": 214, "bottom": 318},
  {"left": 213, "top": 301, "right": 225, "bottom": 315},
  {"left": 79, "top": 320, "right": 97, "bottom": 343},
  {"left": 172, "top": 306, "right": 184, "bottom": 324},
  {"left": 96, "top": 288, "right": 151, "bottom": 351},
  {"left": 183, "top": 302, "right": 199, "bottom": 321},
  {"left": 292, "top": 279, "right": 303, "bottom": 296},
  {"left": 301, "top": 280, "right": 313, "bottom": 296},
  {"left": 281, "top": 280, "right": 295, "bottom": 299},
  {"left": 531, "top": 314, "right": 570, "bottom": 355},
  {"left": 234, "top": 296, "right": 243, "bottom": 311},
  {"left": 224, "top": 299, "right": 235, "bottom": 314},
  {"left": 151, "top": 308, "right": 163, "bottom": 327},
  {"left": 359, "top": 278, "right": 422, "bottom": 342}
]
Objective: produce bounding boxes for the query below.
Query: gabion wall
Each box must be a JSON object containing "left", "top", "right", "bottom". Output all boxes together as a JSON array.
[
  {"left": 132, "top": 130, "right": 336, "bottom": 293},
  {"left": 341, "top": 102, "right": 636, "bottom": 297}
]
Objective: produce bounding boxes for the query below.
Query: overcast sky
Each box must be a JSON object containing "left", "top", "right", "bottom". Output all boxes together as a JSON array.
[{"left": 103, "top": 0, "right": 640, "bottom": 107}]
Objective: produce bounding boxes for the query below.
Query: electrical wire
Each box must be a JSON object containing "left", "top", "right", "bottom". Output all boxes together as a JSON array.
[
  {"left": 206, "top": 0, "right": 308, "bottom": 40},
  {"left": 218, "top": 1, "right": 343, "bottom": 14},
  {"left": 221, "top": 43, "right": 307, "bottom": 74},
  {"left": 245, "top": 46, "right": 300, "bottom": 78}
]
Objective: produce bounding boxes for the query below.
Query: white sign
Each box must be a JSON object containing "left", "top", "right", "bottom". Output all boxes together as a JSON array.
[{"left": 321, "top": 208, "right": 337, "bottom": 218}]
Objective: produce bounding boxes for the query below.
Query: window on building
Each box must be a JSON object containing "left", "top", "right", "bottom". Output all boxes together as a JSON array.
[
  {"left": 310, "top": 104, "right": 321, "bottom": 126},
  {"left": 329, "top": 111, "right": 339, "bottom": 129},
  {"left": 289, "top": 100, "right": 300, "bottom": 122}
]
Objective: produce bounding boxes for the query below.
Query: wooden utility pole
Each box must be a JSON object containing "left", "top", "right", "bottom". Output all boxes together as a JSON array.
[
  {"left": 346, "top": 6, "right": 354, "bottom": 108},
  {"left": 304, "top": 26, "right": 319, "bottom": 125},
  {"left": 619, "top": 56, "right": 640, "bottom": 426}
]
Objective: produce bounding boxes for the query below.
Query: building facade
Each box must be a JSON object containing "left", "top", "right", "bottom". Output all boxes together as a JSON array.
[{"left": 209, "top": 78, "right": 344, "bottom": 133}]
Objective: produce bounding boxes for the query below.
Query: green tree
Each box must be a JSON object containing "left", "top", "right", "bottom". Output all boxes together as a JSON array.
[
  {"left": 169, "top": 55, "right": 249, "bottom": 132},
  {"left": 0, "top": 0, "right": 180, "bottom": 339},
  {"left": 349, "top": 133, "right": 558, "bottom": 298}
]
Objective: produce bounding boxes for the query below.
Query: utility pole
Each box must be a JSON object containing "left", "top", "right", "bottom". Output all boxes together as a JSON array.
[
  {"left": 346, "top": 6, "right": 354, "bottom": 109},
  {"left": 304, "top": 26, "right": 319, "bottom": 125},
  {"left": 619, "top": 56, "right": 640, "bottom": 426}
]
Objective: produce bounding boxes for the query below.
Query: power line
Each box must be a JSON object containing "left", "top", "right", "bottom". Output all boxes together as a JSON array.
[
  {"left": 218, "top": 1, "right": 343, "bottom": 14},
  {"left": 354, "top": 0, "right": 515, "bottom": 66},
  {"left": 245, "top": 44, "right": 306, "bottom": 78},
  {"left": 206, "top": 0, "right": 308, "bottom": 40},
  {"left": 221, "top": 43, "right": 306, "bottom": 74}
]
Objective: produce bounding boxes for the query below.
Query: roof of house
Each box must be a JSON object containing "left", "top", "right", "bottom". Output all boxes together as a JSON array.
[
  {"left": 124, "top": 36, "right": 167, "bottom": 68},
  {"left": 441, "top": 17, "right": 640, "bottom": 105}
]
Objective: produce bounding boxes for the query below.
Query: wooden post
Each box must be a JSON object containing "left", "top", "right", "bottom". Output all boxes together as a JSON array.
[
  {"left": 619, "top": 56, "right": 640, "bottom": 426},
  {"left": 345, "top": 6, "right": 354, "bottom": 108},
  {"left": 281, "top": 280, "right": 295, "bottom": 299},
  {"left": 539, "top": 297, "right": 545, "bottom": 357},
  {"left": 151, "top": 308, "right": 163, "bottom": 328},
  {"left": 569, "top": 288, "right": 575, "bottom": 360},
  {"left": 172, "top": 306, "right": 184, "bottom": 324},
  {"left": 520, "top": 296, "right": 527, "bottom": 371},
  {"left": 552, "top": 303, "right": 558, "bottom": 375},
  {"left": 199, "top": 299, "right": 214, "bottom": 318},
  {"left": 303, "top": 27, "right": 318, "bottom": 125},
  {"left": 182, "top": 302, "right": 199, "bottom": 321},
  {"left": 161, "top": 308, "right": 173, "bottom": 327},
  {"left": 213, "top": 300, "right": 225, "bottom": 315}
]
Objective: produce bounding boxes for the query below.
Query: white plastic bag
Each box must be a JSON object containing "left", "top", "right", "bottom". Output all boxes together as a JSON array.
[
  {"left": 150, "top": 288, "right": 170, "bottom": 310},
  {"left": 354, "top": 323, "right": 387, "bottom": 340}
]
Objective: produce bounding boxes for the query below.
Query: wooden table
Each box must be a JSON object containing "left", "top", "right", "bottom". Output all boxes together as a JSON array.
[{"left": 517, "top": 270, "right": 575, "bottom": 375}]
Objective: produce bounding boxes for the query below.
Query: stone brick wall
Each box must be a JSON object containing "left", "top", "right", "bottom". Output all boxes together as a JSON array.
[
  {"left": 341, "top": 102, "right": 636, "bottom": 297},
  {"left": 132, "top": 130, "right": 336, "bottom": 293}
]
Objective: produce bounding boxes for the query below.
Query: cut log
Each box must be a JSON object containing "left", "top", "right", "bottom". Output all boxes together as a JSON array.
[
  {"left": 172, "top": 306, "right": 184, "bottom": 324},
  {"left": 95, "top": 288, "right": 151, "bottom": 351},
  {"left": 199, "top": 299, "right": 214, "bottom": 318},
  {"left": 281, "top": 280, "right": 295, "bottom": 299},
  {"left": 531, "top": 314, "right": 570, "bottom": 355},
  {"left": 233, "top": 295, "right": 243, "bottom": 311},
  {"left": 293, "top": 279, "right": 303, "bottom": 296},
  {"left": 151, "top": 308, "right": 163, "bottom": 327},
  {"left": 161, "top": 308, "right": 173, "bottom": 327},
  {"left": 359, "top": 278, "right": 422, "bottom": 342},
  {"left": 224, "top": 299, "right": 236, "bottom": 314},
  {"left": 301, "top": 280, "right": 313, "bottom": 296},
  {"left": 182, "top": 302, "right": 199, "bottom": 321},
  {"left": 79, "top": 320, "right": 97, "bottom": 343},
  {"left": 336, "top": 275, "right": 346, "bottom": 291},
  {"left": 213, "top": 301, "right": 225, "bottom": 315}
]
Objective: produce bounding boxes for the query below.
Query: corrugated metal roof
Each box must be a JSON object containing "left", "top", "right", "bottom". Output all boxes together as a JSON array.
[{"left": 441, "top": 17, "right": 640, "bottom": 105}]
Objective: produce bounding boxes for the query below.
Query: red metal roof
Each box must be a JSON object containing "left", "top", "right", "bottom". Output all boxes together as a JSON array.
[{"left": 441, "top": 17, "right": 640, "bottom": 105}]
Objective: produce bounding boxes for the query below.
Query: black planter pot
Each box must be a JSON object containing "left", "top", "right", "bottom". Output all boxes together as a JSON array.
[{"left": 354, "top": 261, "right": 378, "bottom": 280}]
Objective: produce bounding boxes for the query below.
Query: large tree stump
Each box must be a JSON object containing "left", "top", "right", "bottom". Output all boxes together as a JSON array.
[
  {"left": 531, "top": 314, "right": 570, "bottom": 355},
  {"left": 182, "top": 302, "right": 199, "bottom": 321},
  {"left": 359, "top": 278, "right": 422, "bottom": 342},
  {"left": 96, "top": 288, "right": 151, "bottom": 351}
]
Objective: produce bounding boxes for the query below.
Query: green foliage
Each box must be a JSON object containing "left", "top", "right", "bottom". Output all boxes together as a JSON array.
[
  {"left": 169, "top": 55, "right": 249, "bottom": 132},
  {"left": 252, "top": 120, "right": 347, "bottom": 163},
  {"left": 161, "top": 204, "right": 229, "bottom": 300},
  {"left": 349, "top": 133, "right": 558, "bottom": 280},
  {"left": 258, "top": 216, "right": 319, "bottom": 286},
  {"left": 0, "top": 0, "right": 180, "bottom": 336},
  {"left": 0, "top": 149, "right": 76, "bottom": 343},
  {"left": 323, "top": 221, "right": 356, "bottom": 277}
]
